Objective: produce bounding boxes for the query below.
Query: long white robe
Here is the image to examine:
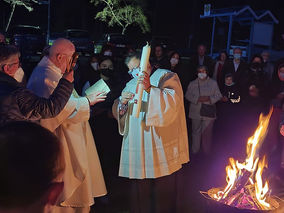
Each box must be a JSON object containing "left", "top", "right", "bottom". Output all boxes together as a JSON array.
[
  {"left": 113, "top": 69, "right": 189, "bottom": 179},
  {"left": 27, "top": 57, "right": 107, "bottom": 208}
]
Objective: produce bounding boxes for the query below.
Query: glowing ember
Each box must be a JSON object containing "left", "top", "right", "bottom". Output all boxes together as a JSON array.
[{"left": 210, "top": 108, "right": 279, "bottom": 210}]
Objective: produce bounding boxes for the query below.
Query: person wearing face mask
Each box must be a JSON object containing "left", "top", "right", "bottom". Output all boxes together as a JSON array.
[
  {"left": 27, "top": 38, "right": 107, "bottom": 213},
  {"left": 222, "top": 48, "right": 248, "bottom": 96},
  {"left": 261, "top": 50, "right": 274, "bottom": 82},
  {"left": 244, "top": 55, "right": 268, "bottom": 102},
  {"left": 185, "top": 65, "right": 222, "bottom": 154},
  {"left": 74, "top": 54, "right": 100, "bottom": 96},
  {"left": 0, "top": 44, "right": 74, "bottom": 125},
  {"left": 213, "top": 51, "right": 228, "bottom": 89},
  {"left": 112, "top": 51, "right": 189, "bottom": 213}
]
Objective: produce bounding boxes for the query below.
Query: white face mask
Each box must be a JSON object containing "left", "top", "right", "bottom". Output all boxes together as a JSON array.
[
  {"left": 104, "top": 51, "right": 112, "bottom": 56},
  {"left": 198, "top": 73, "right": 207, "bottom": 80},
  {"left": 91, "top": 62, "right": 98, "bottom": 71},
  {"left": 170, "top": 58, "right": 179, "bottom": 66},
  {"left": 128, "top": 67, "right": 140, "bottom": 79},
  {"left": 13, "top": 67, "right": 25, "bottom": 83}
]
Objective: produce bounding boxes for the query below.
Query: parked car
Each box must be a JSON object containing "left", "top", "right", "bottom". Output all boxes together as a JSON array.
[
  {"left": 94, "top": 33, "right": 131, "bottom": 57},
  {"left": 8, "top": 25, "right": 46, "bottom": 61},
  {"left": 49, "top": 29, "right": 93, "bottom": 54}
]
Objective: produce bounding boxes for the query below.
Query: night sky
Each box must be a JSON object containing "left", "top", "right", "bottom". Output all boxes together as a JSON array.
[{"left": 0, "top": 0, "right": 283, "bottom": 49}]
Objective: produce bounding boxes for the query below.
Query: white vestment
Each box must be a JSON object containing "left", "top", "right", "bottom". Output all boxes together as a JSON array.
[
  {"left": 27, "top": 57, "right": 107, "bottom": 209},
  {"left": 113, "top": 69, "right": 189, "bottom": 179}
]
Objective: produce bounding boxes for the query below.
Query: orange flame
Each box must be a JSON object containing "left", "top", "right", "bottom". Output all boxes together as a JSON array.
[{"left": 214, "top": 108, "right": 273, "bottom": 209}]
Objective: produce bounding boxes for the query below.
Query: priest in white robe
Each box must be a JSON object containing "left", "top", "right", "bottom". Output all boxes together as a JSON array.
[
  {"left": 27, "top": 38, "right": 107, "bottom": 213},
  {"left": 112, "top": 52, "right": 189, "bottom": 213}
]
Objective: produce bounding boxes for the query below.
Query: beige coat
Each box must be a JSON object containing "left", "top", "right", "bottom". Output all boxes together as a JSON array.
[
  {"left": 113, "top": 69, "right": 189, "bottom": 179},
  {"left": 27, "top": 57, "right": 107, "bottom": 208},
  {"left": 185, "top": 78, "right": 222, "bottom": 120}
]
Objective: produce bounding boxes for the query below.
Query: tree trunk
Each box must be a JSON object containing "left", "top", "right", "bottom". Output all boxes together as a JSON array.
[{"left": 5, "top": 3, "right": 16, "bottom": 32}]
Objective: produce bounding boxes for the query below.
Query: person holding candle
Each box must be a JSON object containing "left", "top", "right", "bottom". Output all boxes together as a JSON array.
[{"left": 112, "top": 50, "right": 189, "bottom": 213}]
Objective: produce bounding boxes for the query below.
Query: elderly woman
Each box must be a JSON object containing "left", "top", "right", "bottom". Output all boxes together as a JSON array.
[{"left": 185, "top": 65, "right": 222, "bottom": 154}]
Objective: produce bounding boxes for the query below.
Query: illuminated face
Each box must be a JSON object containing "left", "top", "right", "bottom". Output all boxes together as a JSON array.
[
  {"left": 99, "top": 59, "right": 113, "bottom": 70},
  {"left": 252, "top": 57, "right": 262, "bottom": 64},
  {"left": 198, "top": 67, "right": 207, "bottom": 74},
  {"left": 172, "top": 53, "right": 179, "bottom": 60},
  {"left": 225, "top": 77, "right": 233, "bottom": 85},
  {"left": 198, "top": 45, "right": 206, "bottom": 57},
  {"left": 2, "top": 54, "right": 20, "bottom": 77},
  {"left": 127, "top": 57, "right": 140, "bottom": 71},
  {"left": 233, "top": 48, "right": 242, "bottom": 55}
]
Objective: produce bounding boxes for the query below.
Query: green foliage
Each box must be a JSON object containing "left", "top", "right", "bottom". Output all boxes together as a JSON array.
[{"left": 90, "top": 0, "right": 150, "bottom": 34}]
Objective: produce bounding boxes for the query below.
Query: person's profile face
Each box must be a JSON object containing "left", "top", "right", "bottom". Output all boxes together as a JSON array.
[{"left": 3, "top": 54, "right": 20, "bottom": 77}]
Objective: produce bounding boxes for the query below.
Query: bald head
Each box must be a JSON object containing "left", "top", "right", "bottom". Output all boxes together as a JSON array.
[
  {"left": 48, "top": 38, "right": 75, "bottom": 73},
  {"left": 49, "top": 38, "right": 75, "bottom": 58}
]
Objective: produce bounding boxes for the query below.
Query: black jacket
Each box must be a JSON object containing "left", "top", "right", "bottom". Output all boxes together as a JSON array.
[{"left": 0, "top": 72, "right": 73, "bottom": 125}]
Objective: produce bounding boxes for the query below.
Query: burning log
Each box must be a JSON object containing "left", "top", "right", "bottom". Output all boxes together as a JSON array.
[{"left": 203, "top": 108, "right": 280, "bottom": 211}]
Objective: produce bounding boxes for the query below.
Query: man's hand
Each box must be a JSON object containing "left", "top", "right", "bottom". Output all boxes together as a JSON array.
[
  {"left": 137, "top": 71, "right": 151, "bottom": 91},
  {"left": 62, "top": 70, "right": 74, "bottom": 83},
  {"left": 198, "top": 96, "right": 210, "bottom": 103},
  {"left": 120, "top": 91, "right": 134, "bottom": 105},
  {"left": 86, "top": 92, "right": 106, "bottom": 106}
]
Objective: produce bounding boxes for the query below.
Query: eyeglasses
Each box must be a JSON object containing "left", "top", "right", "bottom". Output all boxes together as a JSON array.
[{"left": 8, "top": 61, "right": 20, "bottom": 68}]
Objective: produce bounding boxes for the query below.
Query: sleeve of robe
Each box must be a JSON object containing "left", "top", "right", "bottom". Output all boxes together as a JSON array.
[
  {"left": 146, "top": 72, "right": 183, "bottom": 127},
  {"left": 39, "top": 78, "right": 90, "bottom": 132}
]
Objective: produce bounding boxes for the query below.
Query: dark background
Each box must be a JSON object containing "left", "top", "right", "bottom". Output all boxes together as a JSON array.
[{"left": 0, "top": 0, "right": 283, "bottom": 49}]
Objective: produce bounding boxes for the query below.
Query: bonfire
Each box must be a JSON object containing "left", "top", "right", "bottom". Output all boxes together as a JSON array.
[{"left": 205, "top": 108, "right": 279, "bottom": 211}]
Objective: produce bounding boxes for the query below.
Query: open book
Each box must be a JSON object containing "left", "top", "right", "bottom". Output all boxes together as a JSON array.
[{"left": 84, "top": 79, "right": 110, "bottom": 96}]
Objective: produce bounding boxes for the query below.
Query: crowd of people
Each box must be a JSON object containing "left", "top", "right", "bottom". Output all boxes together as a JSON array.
[{"left": 0, "top": 29, "right": 284, "bottom": 212}]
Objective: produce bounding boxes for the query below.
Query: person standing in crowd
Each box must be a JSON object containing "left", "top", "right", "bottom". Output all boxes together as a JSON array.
[
  {"left": 150, "top": 44, "right": 171, "bottom": 70},
  {"left": 261, "top": 50, "right": 274, "bottom": 82},
  {"left": 213, "top": 50, "right": 228, "bottom": 89},
  {"left": 243, "top": 54, "right": 268, "bottom": 107},
  {"left": 0, "top": 44, "right": 73, "bottom": 125},
  {"left": 75, "top": 53, "right": 100, "bottom": 96},
  {"left": 27, "top": 38, "right": 107, "bottom": 213},
  {"left": 112, "top": 52, "right": 189, "bottom": 213},
  {"left": 185, "top": 65, "right": 222, "bottom": 154},
  {"left": 190, "top": 44, "right": 214, "bottom": 77},
  {"left": 0, "top": 121, "right": 66, "bottom": 213},
  {"left": 222, "top": 47, "right": 248, "bottom": 95}
]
